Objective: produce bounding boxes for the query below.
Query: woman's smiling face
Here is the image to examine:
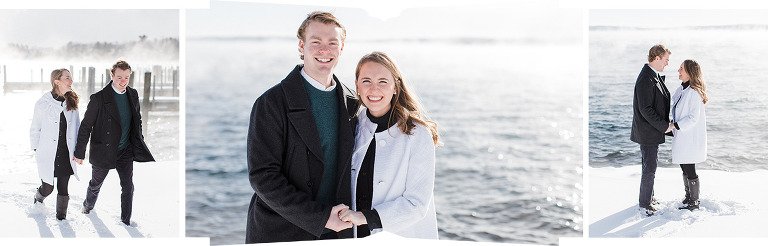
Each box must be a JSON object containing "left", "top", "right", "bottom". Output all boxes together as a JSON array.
[{"left": 356, "top": 61, "right": 396, "bottom": 117}]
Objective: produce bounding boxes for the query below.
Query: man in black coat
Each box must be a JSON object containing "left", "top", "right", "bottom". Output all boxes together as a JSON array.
[
  {"left": 245, "top": 12, "right": 357, "bottom": 243},
  {"left": 74, "top": 60, "right": 155, "bottom": 226},
  {"left": 631, "top": 44, "right": 674, "bottom": 215}
]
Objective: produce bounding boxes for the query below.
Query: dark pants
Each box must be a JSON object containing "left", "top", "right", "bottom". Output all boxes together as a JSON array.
[
  {"left": 680, "top": 164, "right": 698, "bottom": 180},
  {"left": 39, "top": 175, "right": 71, "bottom": 197},
  {"left": 639, "top": 144, "right": 658, "bottom": 207},
  {"left": 84, "top": 146, "right": 134, "bottom": 223}
]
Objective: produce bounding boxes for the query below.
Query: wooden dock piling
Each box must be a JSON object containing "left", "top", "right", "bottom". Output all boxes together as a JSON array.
[
  {"left": 87, "top": 67, "right": 96, "bottom": 96},
  {"left": 142, "top": 72, "right": 152, "bottom": 134}
]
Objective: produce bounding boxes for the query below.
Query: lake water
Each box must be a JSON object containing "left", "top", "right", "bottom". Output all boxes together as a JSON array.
[
  {"left": 589, "top": 28, "right": 768, "bottom": 171},
  {"left": 185, "top": 38, "right": 584, "bottom": 245}
]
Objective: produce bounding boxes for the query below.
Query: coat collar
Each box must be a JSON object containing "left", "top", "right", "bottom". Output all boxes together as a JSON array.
[
  {"left": 356, "top": 108, "right": 401, "bottom": 140},
  {"left": 103, "top": 80, "right": 135, "bottom": 97},
  {"left": 281, "top": 65, "right": 356, "bottom": 162},
  {"left": 41, "top": 91, "right": 65, "bottom": 106},
  {"left": 281, "top": 64, "right": 353, "bottom": 111},
  {"left": 642, "top": 64, "right": 670, "bottom": 99},
  {"left": 642, "top": 64, "right": 660, "bottom": 81},
  {"left": 102, "top": 81, "right": 137, "bottom": 126},
  {"left": 40, "top": 91, "right": 66, "bottom": 113},
  {"left": 40, "top": 92, "right": 79, "bottom": 123}
]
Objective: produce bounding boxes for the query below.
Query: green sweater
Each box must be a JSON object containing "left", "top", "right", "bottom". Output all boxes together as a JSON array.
[
  {"left": 302, "top": 78, "right": 340, "bottom": 208},
  {"left": 113, "top": 88, "right": 132, "bottom": 151}
]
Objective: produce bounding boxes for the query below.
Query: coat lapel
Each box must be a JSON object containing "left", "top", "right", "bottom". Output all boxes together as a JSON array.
[
  {"left": 654, "top": 79, "right": 669, "bottom": 99},
  {"left": 334, "top": 77, "right": 357, "bottom": 187},
  {"left": 645, "top": 65, "right": 669, "bottom": 99},
  {"left": 126, "top": 86, "right": 141, "bottom": 132},
  {"left": 47, "top": 93, "right": 71, "bottom": 123},
  {"left": 63, "top": 107, "right": 73, "bottom": 123},
  {"left": 282, "top": 65, "right": 325, "bottom": 162},
  {"left": 127, "top": 86, "right": 139, "bottom": 114},
  {"left": 672, "top": 87, "right": 688, "bottom": 122},
  {"left": 102, "top": 82, "right": 122, "bottom": 128}
]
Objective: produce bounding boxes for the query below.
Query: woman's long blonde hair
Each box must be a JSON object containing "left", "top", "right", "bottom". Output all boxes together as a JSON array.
[
  {"left": 683, "top": 60, "right": 708, "bottom": 104},
  {"left": 50, "top": 68, "right": 79, "bottom": 111},
  {"left": 355, "top": 52, "right": 441, "bottom": 146}
]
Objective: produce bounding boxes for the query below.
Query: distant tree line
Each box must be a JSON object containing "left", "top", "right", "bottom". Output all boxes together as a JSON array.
[{"left": 5, "top": 36, "right": 179, "bottom": 62}]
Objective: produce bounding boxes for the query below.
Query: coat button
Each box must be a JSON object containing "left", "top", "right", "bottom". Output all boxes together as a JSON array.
[
  {"left": 307, "top": 181, "right": 313, "bottom": 187},
  {"left": 378, "top": 140, "right": 386, "bottom": 147},
  {"left": 108, "top": 118, "right": 111, "bottom": 121},
  {"left": 107, "top": 132, "right": 110, "bottom": 135},
  {"left": 106, "top": 144, "right": 110, "bottom": 146}
]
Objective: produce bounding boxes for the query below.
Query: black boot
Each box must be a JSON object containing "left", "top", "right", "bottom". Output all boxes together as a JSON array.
[
  {"left": 681, "top": 174, "right": 691, "bottom": 204},
  {"left": 34, "top": 189, "right": 47, "bottom": 204},
  {"left": 82, "top": 199, "right": 91, "bottom": 214},
  {"left": 679, "top": 178, "right": 700, "bottom": 210},
  {"left": 56, "top": 195, "right": 69, "bottom": 220}
]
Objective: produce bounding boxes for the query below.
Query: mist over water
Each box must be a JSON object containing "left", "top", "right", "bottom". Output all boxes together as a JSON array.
[
  {"left": 589, "top": 27, "right": 768, "bottom": 171},
  {"left": 185, "top": 38, "right": 583, "bottom": 245},
  {"left": 1, "top": 38, "right": 179, "bottom": 64}
]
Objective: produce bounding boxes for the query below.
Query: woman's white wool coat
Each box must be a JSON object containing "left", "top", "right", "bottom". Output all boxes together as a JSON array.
[
  {"left": 671, "top": 85, "right": 707, "bottom": 164},
  {"left": 30, "top": 92, "right": 80, "bottom": 185},
  {"left": 350, "top": 108, "right": 438, "bottom": 239}
]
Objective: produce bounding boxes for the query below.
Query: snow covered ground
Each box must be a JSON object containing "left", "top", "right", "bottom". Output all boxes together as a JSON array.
[
  {"left": 589, "top": 166, "right": 768, "bottom": 238},
  {"left": 0, "top": 91, "right": 180, "bottom": 239},
  {"left": 0, "top": 160, "right": 180, "bottom": 238}
]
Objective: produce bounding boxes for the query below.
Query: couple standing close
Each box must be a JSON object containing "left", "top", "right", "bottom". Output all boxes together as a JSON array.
[
  {"left": 30, "top": 60, "right": 154, "bottom": 225},
  {"left": 245, "top": 12, "right": 440, "bottom": 243},
  {"left": 631, "top": 44, "right": 709, "bottom": 216}
]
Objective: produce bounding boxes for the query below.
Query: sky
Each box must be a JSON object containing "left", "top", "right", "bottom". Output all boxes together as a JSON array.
[
  {"left": 590, "top": 9, "right": 768, "bottom": 28},
  {"left": 0, "top": 9, "right": 179, "bottom": 47},
  {"left": 186, "top": 0, "right": 583, "bottom": 43}
]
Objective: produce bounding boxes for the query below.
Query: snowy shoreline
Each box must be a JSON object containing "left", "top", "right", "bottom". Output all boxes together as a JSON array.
[
  {"left": 0, "top": 160, "right": 180, "bottom": 238},
  {"left": 0, "top": 91, "right": 180, "bottom": 239},
  {"left": 589, "top": 166, "right": 768, "bottom": 237}
]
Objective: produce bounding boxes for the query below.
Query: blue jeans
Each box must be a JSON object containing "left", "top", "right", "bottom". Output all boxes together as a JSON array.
[{"left": 639, "top": 144, "right": 658, "bottom": 207}]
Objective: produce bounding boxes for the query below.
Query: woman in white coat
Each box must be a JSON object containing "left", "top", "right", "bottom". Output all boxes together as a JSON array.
[
  {"left": 338, "top": 52, "right": 441, "bottom": 239},
  {"left": 669, "top": 60, "right": 707, "bottom": 211},
  {"left": 29, "top": 68, "right": 81, "bottom": 220}
]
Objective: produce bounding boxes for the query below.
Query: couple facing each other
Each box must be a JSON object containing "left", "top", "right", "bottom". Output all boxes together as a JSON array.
[
  {"left": 246, "top": 12, "right": 440, "bottom": 243},
  {"left": 631, "top": 44, "right": 708, "bottom": 216},
  {"left": 30, "top": 60, "right": 154, "bottom": 224}
]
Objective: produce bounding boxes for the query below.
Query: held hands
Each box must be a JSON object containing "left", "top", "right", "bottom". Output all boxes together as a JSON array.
[
  {"left": 665, "top": 122, "right": 675, "bottom": 133},
  {"left": 338, "top": 208, "right": 367, "bottom": 226},
  {"left": 325, "top": 204, "right": 353, "bottom": 232}
]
